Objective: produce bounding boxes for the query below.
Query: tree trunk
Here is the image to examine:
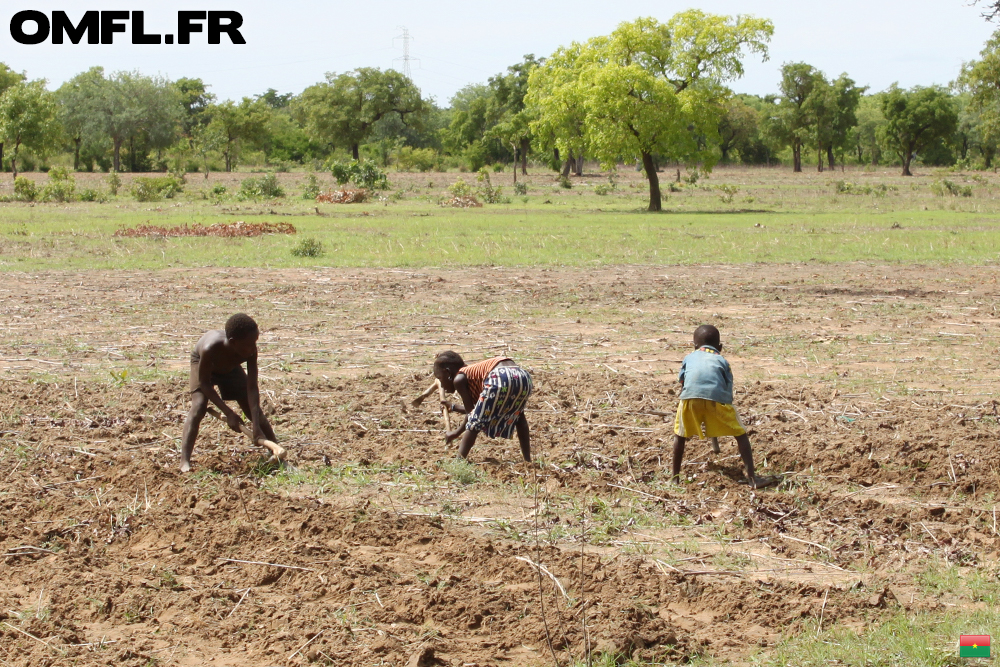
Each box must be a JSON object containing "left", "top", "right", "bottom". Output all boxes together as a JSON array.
[
  {"left": 574, "top": 155, "right": 583, "bottom": 176},
  {"left": 985, "top": 147, "right": 994, "bottom": 170},
  {"left": 129, "top": 136, "right": 136, "bottom": 172},
  {"left": 520, "top": 138, "right": 529, "bottom": 175},
  {"left": 561, "top": 151, "right": 572, "bottom": 178},
  {"left": 817, "top": 147, "right": 823, "bottom": 172},
  {"left": 827, "top": 145, "right": 835, "bottom": 170},
  {"left": 352, "top": 144, "right": 360, "bottom": 161},
  {"left": 641, "top": 151, "right": 661, "bottom": 212},
  {"left": 73, "top": 137, "right": 81, "bottom": 171},
  {"left": 0, "top": 142, "right": 4, "bottom": 173},
  {"left": 901, "top": 152, "right": 913, "bottom": 176},
  {"left": 113, "top": 138, "right": 122, "bottom": 173},
  {"left": 11, "top": 138, "right": 20, "bottom": 179},
  {"left": 792, "top": 141, "right": 802, "bottom": 173}
]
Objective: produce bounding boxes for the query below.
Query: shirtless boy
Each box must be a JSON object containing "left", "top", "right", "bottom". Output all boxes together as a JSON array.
[{"left": 180, "top": 313, "right": 277, "bottom": 472}]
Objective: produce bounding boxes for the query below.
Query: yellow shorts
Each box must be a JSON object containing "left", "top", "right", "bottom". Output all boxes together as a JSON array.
[{"left": 674, "top": 399, "right": 746, "bottom": 438}]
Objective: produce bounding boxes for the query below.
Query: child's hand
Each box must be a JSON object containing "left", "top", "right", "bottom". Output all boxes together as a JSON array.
[
  {"left": 226, "top": 412, "right": 243, "bottom": 433},
  {"left": 442, "top": 400, "right": 464, "bottom": 414}
]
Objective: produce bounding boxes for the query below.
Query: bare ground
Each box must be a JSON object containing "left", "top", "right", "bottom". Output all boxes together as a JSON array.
[{"left": 1, "top": 264, "right": 998, "bottom": 666}]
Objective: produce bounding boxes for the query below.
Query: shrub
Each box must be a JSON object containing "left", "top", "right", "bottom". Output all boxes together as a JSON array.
[
  {"left": 931, "top": 178, "right": 972, "bottom": 198},
  {"left": 77, "top": 188, "right": 107, "bottom": 203},
  {"left": 492, "top": 163, "right": 505, "bottom": 173},
  {"left": 476, "top": 168, "right": 510, "bottom": 204},
  {"left": 132, "top": 175, "right": 183, "bottom": 202},
  {"left": 395, "top": 147, "right": 438, "bottom": 172},
  {"left": 684, "top": 169, "right": 701, "bottom": 185},
  {"left": 329, "top": 160, "right": 389, "bottom": 190},
  {"left": 106, "top": 171, "right": 122, "bottom": 196},
  {"left": 514, "top": 181, "right": 528, "bottom": 196},
  {"left": 594, "top": 183, "right": 611, "bottom": 196},
  {"left": 448, "top": 178, "right": 472, "bottom": 197},
  {"left": 716, "top": 184, "right": 739, "bottom": 204},
  {"left": 301, "top": 174, "right": 320, "bottom": 200},
  {"left": 238, "top": 173, "right": 284, "bottom": 200},
  {"left": 834, "top": 180, "right": 896, "bottom": 197},
  {"left": 209, "top": 184, "right": 227, "bottom": 198},
  {"left": 40, "top": 167, "right": 76, "bottom": 202},
  {"left": 291, "top": 237, "right": 324, "bottom": 257},
  {"left": 13, "top": 176, "right": 36, "bottom": 201},
  {"left": 558, "top": 175, "right": 572, "bottom": 189}
]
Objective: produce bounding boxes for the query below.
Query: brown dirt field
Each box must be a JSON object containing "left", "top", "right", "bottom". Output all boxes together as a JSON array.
[{"left": 1, "top": 264, "right": 999, "bottom": 666}]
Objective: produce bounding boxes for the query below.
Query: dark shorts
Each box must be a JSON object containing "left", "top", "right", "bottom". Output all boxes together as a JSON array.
[{"left": 190, "top": 363, "right": 248, "bottom": 402}]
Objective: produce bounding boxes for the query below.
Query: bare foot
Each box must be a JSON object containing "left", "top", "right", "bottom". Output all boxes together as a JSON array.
[{"left": 745, "top": 474, "right": 781, "bottom": 489}]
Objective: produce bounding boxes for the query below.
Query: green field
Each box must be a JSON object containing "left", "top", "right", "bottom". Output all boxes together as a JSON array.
[{"left": 0, "top": 165, "right": 997, "bottom": 270}]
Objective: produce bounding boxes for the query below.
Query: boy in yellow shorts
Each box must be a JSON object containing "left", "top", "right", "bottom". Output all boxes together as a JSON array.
[{"left": 671, "top": 325, "right": 776, "bottom": 489}]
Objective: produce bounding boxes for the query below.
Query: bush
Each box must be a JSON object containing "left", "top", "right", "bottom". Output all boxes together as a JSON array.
[
  {"left": 77, "top": 188, "right": 107, "bottom": 203},
  {"left": 238, "top": 173, "right": 284, "bottom": 200},
  {"left": 492, "top": 163, "right": 505, "bottom": 173},
  {"left": 594, "top": 183, "right": 611, "bottom": 196},
  {"left": 329, "top": 160, "right": 389, "bottom": 190},
  {"left": 39, "top": 167, "right": 76, "bottom": 202},
  {"left": 395, "top": 147, "right": 438, "bottom": 172},
  {"left": 13, "top": 176, "right": 36, "bottom": 201},
  {"left": 514, "top": 181, "right": 528, "bottom": 196},
  {"left": 301, "top": 174, "right": 320, "bottom": 200},
  {"left": 476, "top": 168, "right": 510, "bottom": 204},
  {"left": 716, "top": 184, "right": 739, "bottom": 204},
  {"left": 132, "top": 175, "right": 184, "bottom": 202},
  {"left": 209, "top": 184, "right": 228, "bottom": 198},
  {"left": 448, "top": 178, "right": 472, "bottom": 197},
  {"left": 931, "top": 178, "right": 973, "bottom": 198},
  {"left": 291, "top": 237, "right": 324, "bottom": 257},
  {"left": 834, "top": 180, "right": 896, "bottom": 197},
  {"left": 106, "top": 171, "right": 122, "bottom": 196},
  {"left": 558, "top": 175, "right": 572, "bottom": 189}
]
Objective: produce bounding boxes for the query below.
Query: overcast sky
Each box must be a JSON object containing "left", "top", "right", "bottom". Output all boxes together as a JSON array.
[{"left": 2, "top": 1, "right": 995, "bottom": 104}]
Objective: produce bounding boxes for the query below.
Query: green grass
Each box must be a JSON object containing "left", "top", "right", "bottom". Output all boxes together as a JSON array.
[{"left": 3, "top": 166, "right": 1000, "bottom": 270}]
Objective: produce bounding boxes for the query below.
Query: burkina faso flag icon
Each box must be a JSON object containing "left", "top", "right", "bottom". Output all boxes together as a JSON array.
[{"left": 960, "top": 635, "right": 990, "bottom": 658}]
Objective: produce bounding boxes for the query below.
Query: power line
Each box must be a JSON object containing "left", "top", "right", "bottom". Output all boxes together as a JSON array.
[{"left": 392, "top": 26, "right": 419, "bottom": 79}]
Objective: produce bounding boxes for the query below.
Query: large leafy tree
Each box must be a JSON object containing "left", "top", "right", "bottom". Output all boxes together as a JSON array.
[
  {"left": 812, "top": 74, "right": 866, "bottom": 170},
  {"left": 298, "top": 68, "right": 424, "bottom": 161},
  {"left": 530, "top": 13, "right": 773, "bottom": 211},
  {"left": 485, "top": 55, "right": 542, "bottom": 177},
  {"left": 206, "top": 98, "right": 271, "bottom": 171},
  {"left": 851, "top": 94, "right": 887, "bottom": 166},
  {"left": 57, "top": 67, "right": 107, "bottom": 170},
  {"left": 768, "top": 63, "right": 823, "bottom": 172},
  {"left": 879, "top": 84, "right": 958, "bottom": 176},
  {"left": 0, "top": 80, "right": 60, "bottom": 179},
  {"left": 526, "top": 43, "right": 589, "bottom": 177},
  {"left": 0, "top": 63, "right": 26, "bottom": 171},
  {"left": 958, "top": 31, "right": 1000, "bottom": 168}
]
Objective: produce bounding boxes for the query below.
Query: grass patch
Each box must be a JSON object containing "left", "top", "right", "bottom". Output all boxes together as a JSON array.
[{"left": 440, "top": 458, "right": 479, "bottom": 485}]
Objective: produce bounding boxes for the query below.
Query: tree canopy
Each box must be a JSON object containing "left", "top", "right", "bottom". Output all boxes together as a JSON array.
[{"left": 879, "top": 84, "right": 958, "bottom": 176}]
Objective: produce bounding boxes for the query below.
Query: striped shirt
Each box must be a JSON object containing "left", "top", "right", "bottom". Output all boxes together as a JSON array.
[{"left": 459, "top": 357, "right": 511, "bottom": 397}]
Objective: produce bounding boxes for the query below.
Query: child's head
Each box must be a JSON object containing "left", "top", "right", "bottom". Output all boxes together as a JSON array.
[
  {"left": 693, "top": 324, "right": 721, "bottom": 350},
  {"left": 433, "top": 350, "right": 465, "bottom": 391},
  {"left": 225, "top": 313, "right": 259, "bottom": 355}
]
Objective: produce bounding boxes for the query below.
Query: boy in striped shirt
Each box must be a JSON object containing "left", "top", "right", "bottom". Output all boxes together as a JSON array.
[{"left": 433, "top": 351, "right": 533, "bottom": 462}]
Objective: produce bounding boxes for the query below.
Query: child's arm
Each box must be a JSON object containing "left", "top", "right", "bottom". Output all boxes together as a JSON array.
[
  {"left": 246, "top": 354, "right": 265, "bottom": 440},
  {"left": 444, "top": 373, "right": 476, "bottom": 442},
  {"left": 196, "top": 346, "right": 243, "bottom": 432}
]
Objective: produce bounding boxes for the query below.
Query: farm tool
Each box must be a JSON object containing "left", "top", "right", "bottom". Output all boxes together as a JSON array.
[
  {"left": 412, "top": 378, "right": 454, "bottom": 432},
  {"left": 206, "top": 406, "right": 286, "bottom": 463}
]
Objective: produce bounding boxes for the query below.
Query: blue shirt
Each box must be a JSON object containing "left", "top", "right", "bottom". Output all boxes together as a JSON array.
[{"left": 678, "top": 345, "right": 734, "bottom": 405}]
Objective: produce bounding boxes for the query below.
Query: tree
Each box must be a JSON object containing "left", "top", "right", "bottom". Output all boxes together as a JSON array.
[
  {"left": 813, "top": 74, "right": 865, "bottom": 170},
  {"left": 717, "top": 96, "right": 760, "bottom": 163},
  {"left": 851, "top": 94, "right": 886, "bottom": 166},
  {"left": 298, "top": 68, "right": 424, "bottom": 161},
  {"left": 78, "top": 71, "right": 181, "bottom": 172},
  {"left": 486, "top": 55, "right": 542, "bottom": 177},
  {"left": 958, "top": 31, "right": 1000, "bottom": 168},
  {"left": 529, "top": 13, "right": 772, "bottom": 211},
  {"left": 769, "top": 63, "right": 823, "bottom": 172},
  {"left": 0, "top": 63, "right": 26, "bottom": 171},
  {"left": 57, "top": 67, "right": 106, "bottom": 170},
  {"left": 0, "top": 80, "right": 60, "bottom": 179},
  {"left": 879, "top": 84, "right": 958, "bottom": 175},
  {"left": 206, "top": 98, "right": 271, "bottom": 171}
]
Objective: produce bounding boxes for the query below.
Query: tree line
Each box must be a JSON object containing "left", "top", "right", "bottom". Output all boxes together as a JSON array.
[{"left": 1, "top": 9, "right": 999, "bottom": 210}]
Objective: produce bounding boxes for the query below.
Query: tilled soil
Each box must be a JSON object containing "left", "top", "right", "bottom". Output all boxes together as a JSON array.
[{"left": 1, "top": 264, "right": 998, "bottom": 665}]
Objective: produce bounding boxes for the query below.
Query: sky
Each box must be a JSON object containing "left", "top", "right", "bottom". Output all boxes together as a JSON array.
[{"left": 2, "top": 1, "right": 996, "bottom": 104}]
